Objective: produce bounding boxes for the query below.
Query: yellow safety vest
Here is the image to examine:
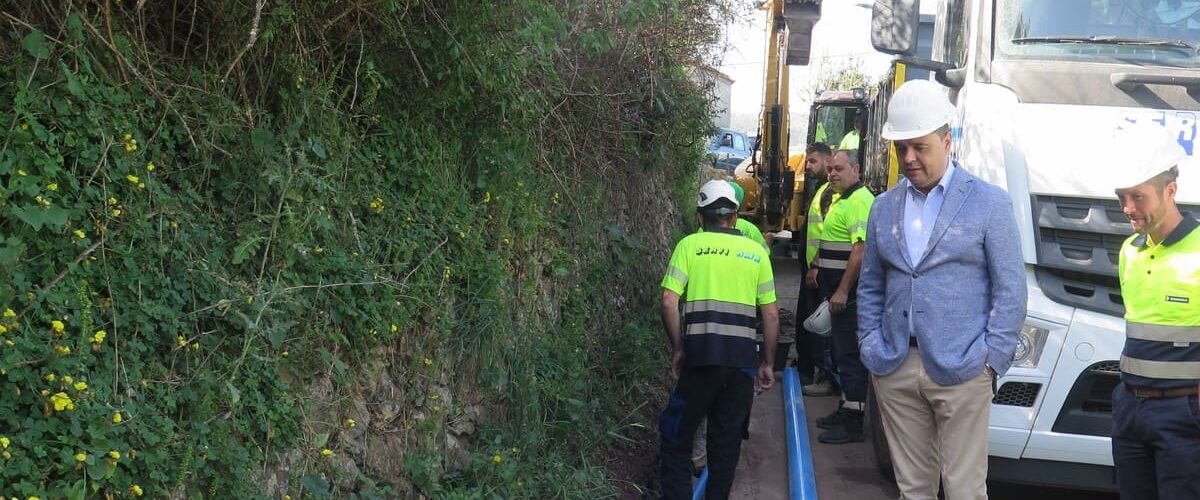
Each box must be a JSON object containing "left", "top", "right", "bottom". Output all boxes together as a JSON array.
[
  {"left": 1118, "top": 215, "right": 1200, "bottom": 388},
  {"left": 805, "top": 182, "right": 835, "bottom": 266}
]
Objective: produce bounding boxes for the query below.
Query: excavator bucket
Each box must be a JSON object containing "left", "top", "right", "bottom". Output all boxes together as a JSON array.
[{"left": 784, "top": 0, "right": 822, "bottom": 66}]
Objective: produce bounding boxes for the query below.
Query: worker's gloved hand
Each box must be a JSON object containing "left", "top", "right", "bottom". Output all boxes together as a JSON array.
[
  {"left": 805, "top": 267, "right": 819, "bottom": 289},
  {"left": 671, "top": 350, "right": 685, "bottom": 380},
  {"left": 756, "top": 362, "right": 775, "bottom": 393}
]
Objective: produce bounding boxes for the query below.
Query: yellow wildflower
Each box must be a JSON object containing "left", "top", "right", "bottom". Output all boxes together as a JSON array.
[
  {"left": 190, "top": 342, "right": 200, "bottom": 351},
  {"left": 62, "top": 376, "right": 73, "bottom": 385},
  {"left": 126, "top": 174, "right": 139, "bottom": 184},
  {"left": 145, "top": 161, "right": 155, "bottom": 172},
  {"left": 345, "top": 418, "right": 356, "bottom": 428},
  {"left": 112, "top": 412, "right": 123, "bottom": 424},
  {"left": 2, "top": 309, "right": 14, "bottom": 318},
  {"left": 320, "top": 448, "right": 333, "bottom": 457},
  {"left": 110, "top": 209, "right": 122, "bottom": 217},
  {"left": 20, "top": 122, "right": 28, "bottom": 130},
  {"left": 130, "top": 485, "right": 144, "bottom": 497},
  {"left": 107, "top": 450, "right": 120, "bottom": 460},
  {"left": 0, "top": 436, "right": 9, "bottom": 449},
  {"left": 5, "top": 339, "right": 13, "bottom": 346},
  {"left": 423, "top": 358, "right": 432, "bottom": 366},
  {"left": 281, "top": 350, "right": 289, "bottom": 358},
  {"left": 53, "top": 344, "right": 71, "bottom": 355},
  {"left": 75, "top": 452, "right": 87, "bottom": 462},
  {"left": 47, "top": 183, "right": 58, "bottom": 191},
  {"left": 50, "top": 392, "right": 74, "bottom": 411},
  {"left": 0, "top": 324, "right": 6, "bottom": 334},
  {"left": 390, "top": 324, "right": 398, "bottom": 333},
  {"left": 16, "top": 169, "right": 26, "bottom": 176},
  {"left": 74, "top": 229, "right": 86, "bottom": 239},
  {"left": 369, "top": 197, "right": 385, "bottom": 214},
  {"left": 51, "top": 320, "right": 65, "bottom": 333},
  {"left": 45, "top": 373, "right": 56, "bottom": 382},
  {"left": 91, "top": 330, "right": 106, "bottom": 343},
  {"left": 2, "top": 450, "right": 10, "bottom": 460},
  {"left": 484, "top": 191, "right": 492, "bottom": 203},
  {"left": 107, "top": 196, "right": 118, "bottom": 205},
  {"left": 28, "top": 496, "right": 40, "bottom": 500},
  {"left": 492, "top": 453, "right": 503, "bottom": 464},
  {"left": 137, "top": 182, "right": 145, "bottom": 190},
  {"left": 177, "top": 336, "right": 187, "bottom": 347},
  {"left": 73, "top": 381, "right": 88, "bottom": 392}
]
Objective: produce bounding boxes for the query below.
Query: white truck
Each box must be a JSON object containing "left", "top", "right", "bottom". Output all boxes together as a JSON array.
[{"left": 864, "top": 0, "right": 1200, "bottom": 490}]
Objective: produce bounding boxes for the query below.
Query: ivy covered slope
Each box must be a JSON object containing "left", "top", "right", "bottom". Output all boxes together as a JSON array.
[{"left": 0, "top": 1, "right": 729, "bottom": 498}]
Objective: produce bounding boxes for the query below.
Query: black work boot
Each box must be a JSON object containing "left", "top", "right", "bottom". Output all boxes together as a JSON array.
[
  {"left": 817, "top": 409, "right": 864, "bottom": 444},
  {"left": 816, "top": 405, "right": 847, "bottom": 429}
]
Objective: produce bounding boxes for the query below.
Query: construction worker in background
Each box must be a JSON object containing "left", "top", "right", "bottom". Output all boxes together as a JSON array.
[
  {"left": 838, "top": 113, "right": 864, "bottom": 152},
  {"left": 812, "top": 149, "right": 874, "bottom": 444},
  {"left": 1110, "top": 125, "right": 1200, "bottom": 500},
  {"left": 797, "top": 143, "right": 838, "bottom": 396},
  {"left": 659, "top": 180, "right": 779, "bottom": 500}
]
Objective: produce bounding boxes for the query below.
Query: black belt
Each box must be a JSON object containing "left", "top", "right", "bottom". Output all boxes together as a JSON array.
[
  {"left": 1125, "top": 384, "right": 1200, "bottom": 398},
  {"left": 909, "top": 337, "right": 918, "bottom": 348}
]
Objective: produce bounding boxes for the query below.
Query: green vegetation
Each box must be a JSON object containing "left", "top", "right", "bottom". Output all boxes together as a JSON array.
[{"left": 0, "top": 0, "right": 734, "bottom": 497}]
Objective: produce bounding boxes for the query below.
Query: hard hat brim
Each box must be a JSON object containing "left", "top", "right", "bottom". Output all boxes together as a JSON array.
[{"left": 881, "top": 121, "right": 946, "bottom": 141}]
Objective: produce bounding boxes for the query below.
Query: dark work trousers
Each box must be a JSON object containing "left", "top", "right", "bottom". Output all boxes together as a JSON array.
[
  {"left": 1111, "top": 383, "right": 1200, "bottom": 500},
  {"left": 793, "top": 259, "right": 827, "bottom": 385},
  {"left": 659, "top": 366, "right": 754, "bottom": 500},
  {"left": 817, "top": 265, "right": 867, "bottom": 403}
]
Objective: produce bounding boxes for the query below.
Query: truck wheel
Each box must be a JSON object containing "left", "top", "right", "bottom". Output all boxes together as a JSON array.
[{"left": 865, "top": 383, "right": 895, "bottom": 480}]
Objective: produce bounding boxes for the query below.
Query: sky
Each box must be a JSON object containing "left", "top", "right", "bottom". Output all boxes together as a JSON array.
[{"left": 715, "top": 1, "right": 894, "bottom": 137}]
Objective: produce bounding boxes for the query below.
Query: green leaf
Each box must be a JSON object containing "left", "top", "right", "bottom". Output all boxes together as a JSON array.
[
  {"left": 301, "top": 474, "right": 331, "bottom": 496},
  {"left": 232, "top": 236, "right": 264, "bottom": 265},
  {"left": 61, "top": 62, "right": 84, "bottom": 97},
  {"left": 67, "top": 479, "right": 86, "bottom": 500},
  {"left": 226, "top": 381, "right": 241, "bottom": 406},
  {"left": 22, "top": 29, "right": 50, "bottom": 59}
]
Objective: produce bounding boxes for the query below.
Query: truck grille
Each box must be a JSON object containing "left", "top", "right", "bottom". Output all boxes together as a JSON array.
[
  {"left": 1032, "top": 197, "right": 1199, "bottom": 315},
  {"left": 993, "top": 382, "right": 1041, "bottom": 407}
]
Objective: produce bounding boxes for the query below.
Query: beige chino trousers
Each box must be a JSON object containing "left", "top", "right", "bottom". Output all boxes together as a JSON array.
[{"left": 871, "top": 347, "right": 994, "bottom": 500}]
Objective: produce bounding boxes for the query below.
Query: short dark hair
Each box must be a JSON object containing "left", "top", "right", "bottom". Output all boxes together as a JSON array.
[
  {"left": 699, "top": 199, "right": 737, "bottom": 228},
  {"left": 806, "top": 142, "right": 832, "bottom": 156},
  {"left": 1149, "top": 166, "right": 1180, "bottom": 190},
  {"left": 934, "top": 124, "right": 951, "bottom": 138}
]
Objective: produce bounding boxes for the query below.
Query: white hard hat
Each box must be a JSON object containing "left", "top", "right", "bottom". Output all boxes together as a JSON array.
[
  {"left": 698, "top": 180, "right": 738, "bottom": 210},
  {"left": 1111, "top": 124, "right": 1187, "bottom": 190},
  {"left": 881, "top": 80, "right": 956, "bottom": 141},
  {"left": 803, "top": 300, "right": 832, "bottom": 337}
]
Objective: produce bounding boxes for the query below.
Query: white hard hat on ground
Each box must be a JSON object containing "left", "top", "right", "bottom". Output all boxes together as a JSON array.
[
  {"left": 698, "top": 180, "right": 739, "bottom": 211},
  {"left": 881, "top": 80, "right": 956, "bottom": 141},
  {"left": 1111, "top": 124, "right": 1187, "bottom": 190},
  {"left": 803, "top": 300, "right": 832, "bottom": 337}
]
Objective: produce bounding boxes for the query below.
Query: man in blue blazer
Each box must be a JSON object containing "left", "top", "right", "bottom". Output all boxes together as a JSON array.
[{"left": 857, "top": 80, "right": 1026, "bottom": 500}]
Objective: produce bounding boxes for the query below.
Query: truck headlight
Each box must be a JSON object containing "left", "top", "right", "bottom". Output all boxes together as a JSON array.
[{"left": 1011, "top": 324, "right": 1049, "bottom": 369}]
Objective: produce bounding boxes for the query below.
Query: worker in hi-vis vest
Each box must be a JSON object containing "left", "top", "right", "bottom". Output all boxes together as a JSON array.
[
  {"left": 1110, "top": 124, "right": 1200, "bottom": 500},
  {"left": 658, "top": 180, "right": 778, "bottom": 500}
]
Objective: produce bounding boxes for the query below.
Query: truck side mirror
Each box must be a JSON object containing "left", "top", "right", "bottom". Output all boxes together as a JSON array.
[{"left": 870, "top": 0, "right": 920, "bottom": 57}]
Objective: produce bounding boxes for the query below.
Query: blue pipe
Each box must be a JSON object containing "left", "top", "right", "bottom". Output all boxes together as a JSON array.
[
  {"left": 783, "top": 367, "right": 819, "bottom": 499},
  {"left": 691, "top": 466, "right": 709, "bottom": 500}
]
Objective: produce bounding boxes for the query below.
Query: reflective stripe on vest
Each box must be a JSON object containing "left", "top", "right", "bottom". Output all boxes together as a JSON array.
[
  {"left": 1126, "top": 322, "right": 1200, "bottom": 343},
  {"left": 683, "top": 299, "right": 757, "bottom": 340},
  {"left": 818, "top": 240, "right": 852, "bottom": 269},
  {"left": 1121, "top": 355, "right": 1200, "bottom": 380}
]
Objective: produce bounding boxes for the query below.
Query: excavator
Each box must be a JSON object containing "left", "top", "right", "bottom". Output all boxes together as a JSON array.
[{"left": 731, "top": 0, "right": 821, "bottom": 244}]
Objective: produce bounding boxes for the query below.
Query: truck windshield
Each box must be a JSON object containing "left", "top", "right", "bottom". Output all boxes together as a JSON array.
[{"left": 995, "top": 0, "right": 1200, "bottom": 67}]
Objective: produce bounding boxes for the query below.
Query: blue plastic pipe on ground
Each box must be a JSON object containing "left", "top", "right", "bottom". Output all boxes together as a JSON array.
[
  {"left": 783, "top": 367, "right": 819, "bottom": 499},
  {"left": 692, "top": 466, "right": 709, "bottom": 500}
]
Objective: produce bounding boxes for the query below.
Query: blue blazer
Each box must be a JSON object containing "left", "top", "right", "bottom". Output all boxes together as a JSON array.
[{"left": 857, "top": 168, "right": 1027, "bottom": 385}]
